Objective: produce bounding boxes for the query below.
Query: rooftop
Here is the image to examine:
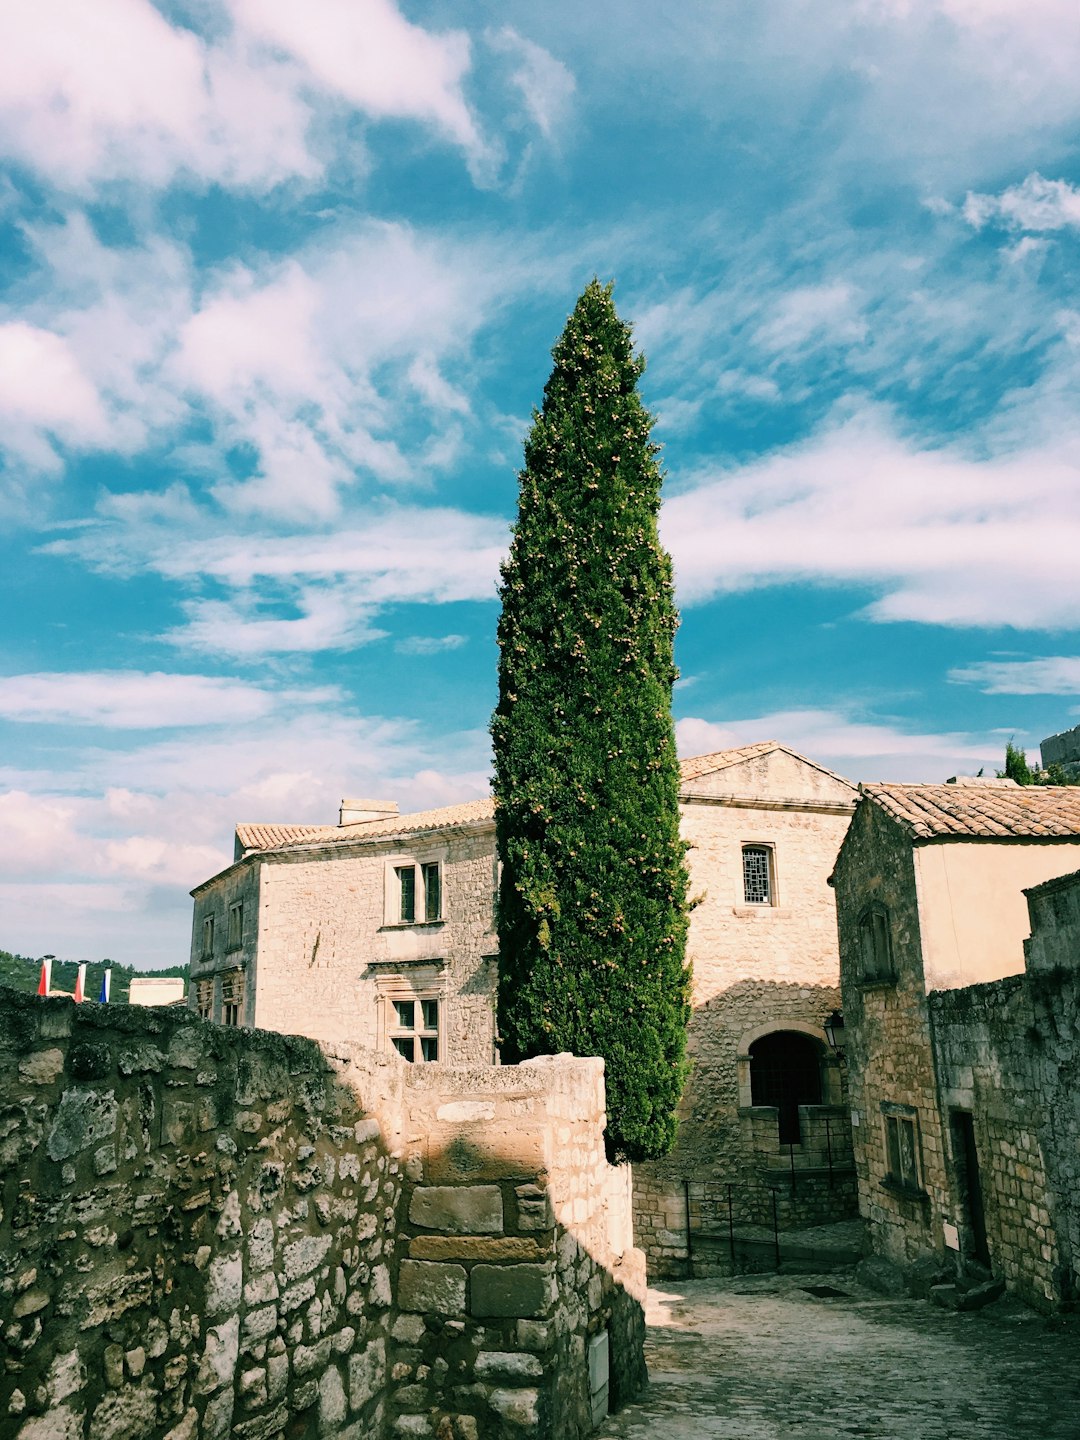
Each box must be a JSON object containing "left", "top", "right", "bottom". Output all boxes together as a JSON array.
[{"left": 863, "top": 782, "right": 1080, "bottom": 841}]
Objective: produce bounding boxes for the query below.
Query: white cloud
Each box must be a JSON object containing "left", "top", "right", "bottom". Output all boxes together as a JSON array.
[
  {"left": 663, "top": 409, "right": 1080, "bottom": 629},
  {"left": 0, "top": 671, "right": 339, "bottom": 728},
  {"left": 229, "top": 0, "right": 497, "bottom": 179},
  {"left": 0, "top": 791, "right": 80, "bottom": 876},
  {"left": 754, "top": 284, "right": 867, "bottom": 357},
  {"left": 963, "top": 173, "right": 1080, "bottom": 233},
  {"left": 677, "top": 709, "right": 998, "bottom": 784},
  {"left": 395, "top": 634, "right": 469, "bottom": 656},
  {"left": 487, "top": 28, "right": 575, "bottom": 142},
  {"left": 0, "top": 0, "right": 317, "bottom": 192},
  {"left": 949, "top": 657, "right": 1080, "bottom": 695},
  {"left": 165, "top": 591, "right": 387, "bottom": 658}
]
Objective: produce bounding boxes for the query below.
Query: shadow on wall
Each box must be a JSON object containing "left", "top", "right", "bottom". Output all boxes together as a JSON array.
[
  {"left": 0, "top": 989, "right": 646, "bottom": 1440},
  {"left": 634, "top": 980, "right": 858, "bottom": 1277}
]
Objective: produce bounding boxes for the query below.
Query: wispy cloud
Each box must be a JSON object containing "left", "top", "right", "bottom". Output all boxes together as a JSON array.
[
  {"left": 949, "top": 656, "right": 1080, "bottom": 695},
  {"left": 0, "top": 671, "right": 340, "bottom": 727},
  {"left": 663, "top": 408, "right": 1080, "bottom": 629},
  {"left": 395, "top": 634, "right": 469, "bottom": 656}
]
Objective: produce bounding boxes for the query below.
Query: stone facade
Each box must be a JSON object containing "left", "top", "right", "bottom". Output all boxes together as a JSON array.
[
  {"left": 834, "top": 785, "right": 1080, "bottom": 1310},
  {"left": 0, "top": 989, "right": 644, "bottom": 1438},
  {"left": 190, "top": 744, "right": 860, "bottom": 1278}
]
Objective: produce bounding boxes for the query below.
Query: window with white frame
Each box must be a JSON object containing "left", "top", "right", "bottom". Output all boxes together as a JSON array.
[
  {"left": 227, "top": 900, "right": 243, "bottom": 951},
  {"left": 221, "top": 969, "right": 245, "bottom": 1027},
  {"left": 195, "top": 977, "right": 214, "bottom": 1020},
  {"left": 390, "top": 859, "right": 444, "bottom": 925},
  {"left": 388, "top": 996, "right": 441, "bottom": 1062},
  {"left": 742, "top": 845, "right": 775, "bottom": 905},
  {"left": 882, "top": 1104, "right": 923, "bottom": 1193}
]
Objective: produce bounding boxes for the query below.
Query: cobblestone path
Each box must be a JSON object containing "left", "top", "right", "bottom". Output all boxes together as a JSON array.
[{"left": 599, "top": 1272, "right": 1080, "bottom": 1439}]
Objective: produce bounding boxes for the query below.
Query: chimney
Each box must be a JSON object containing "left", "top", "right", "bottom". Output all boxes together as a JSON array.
[{"left": 339, "top": 798, "right": 399, "bottom": 826}]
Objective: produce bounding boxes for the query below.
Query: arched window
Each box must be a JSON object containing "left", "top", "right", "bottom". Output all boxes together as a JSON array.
[
  {"left": 858, "top": 905, "right": 894, "bottom": 983},
  {"left": 749, "top": 1030, "right": 824, "bottom": 1145}
]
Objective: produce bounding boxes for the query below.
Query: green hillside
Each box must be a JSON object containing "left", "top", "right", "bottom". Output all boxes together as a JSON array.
[{"left": 0, "top": 950, "right": 189, "bottom": 1004}]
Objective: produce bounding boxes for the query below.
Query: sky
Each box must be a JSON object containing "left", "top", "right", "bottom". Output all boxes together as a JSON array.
[{"left": 3, "top": 0, "right": 1080, "bottom": 968}]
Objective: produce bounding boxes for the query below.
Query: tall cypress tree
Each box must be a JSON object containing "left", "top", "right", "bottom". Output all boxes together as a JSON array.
[{"left": 492, "top": 279, "right": 690, "bottom": 1162}]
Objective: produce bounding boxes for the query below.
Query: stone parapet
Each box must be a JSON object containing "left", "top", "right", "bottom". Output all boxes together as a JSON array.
[{"left": 0, "top": 993, "right": 644, "bottom": 1439}]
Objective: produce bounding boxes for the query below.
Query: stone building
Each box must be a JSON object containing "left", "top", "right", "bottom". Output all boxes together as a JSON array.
[
  {"left": 190, "top": 743, "right": 860, "bottom": 1274},
  {"left": 832, "top": 780, "right": 1080, "bottom": 1308},
  {"left": 1041, "top": 722, "right": 1080, "bottom": 778}
]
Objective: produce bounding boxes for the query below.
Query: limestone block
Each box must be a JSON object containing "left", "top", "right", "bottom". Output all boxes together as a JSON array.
[
  {"left": 293, "top": 1337, "right": 332, "bottom": 1377},
  {"left": 282, "top": 1233, "right": 332, "bottom": 1282},
  {"left": 409, "top": 1236, "right": 545, "bottom": 1263},
  {"left": 514, "top": 1184, "right": 553, "bottom": 1232},
  {"left": 202, "top": 1385, "right": 235, "bottom": 1440},
  {"left": 162, "top": 1410, "right": 198, "bottom": 1440},
  {"left": 47, "top": 1349, "right": 85, "bottom": 1404},
  {"left": 19, "top": 1049, "right": 64, "bottom": 1085},
  {"left": 319, "top": 1365, "right": 348, "bottom": 1429},
  {"left": 425, "top": 1128, "right": 546, "bottom": 1184},
  {"left": 398, "top": 1260, "right": 467, "bottom": 1315},
  {"left": 231, "top": 1407, "right": 289, "bottom": 1440},
  {"left": 349, "top": 1337, "right": 386, "bottom": 1412},
  {"left": 409, "top": 1185, "right": 503, "bottom": 1235},
  {"left": 18, "top": 1406, "right": 84, "bottom": 1440},
  {"left": 242, "top": 1305, "right": 278, "bottom": 1343},
  {"left": 470, "top": 1264, "right": 554, "bottom": 1319},
  {"left": 474, "top": 1351, "right": 543, "bottom": 1382},
  {"left": 488, "top": 1388, "right": 540, "bottom": 1430},
  {"left": 196, "top": 1315, "right": 240, "bottom": 1395},
  {"left": 88, "top": 1383, "right": 159, "bottom": 1440},
  {"left": 46, "top": 1088, "right": 119, "bottom": 1161},
  {"left": 369, "top": 1263, "right": 392, "bottom": 1308},
  {"left": 206, "top": 1253, "right": 243, "bottom": 1316},
  {"left": 436, "top": 1101, "right": 495, "bottom": 1123}
]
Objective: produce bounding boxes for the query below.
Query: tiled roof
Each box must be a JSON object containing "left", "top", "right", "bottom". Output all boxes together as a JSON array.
[
  {"left": 237, "top": 745, "right": 854, "bottom": 857},
  {"left": 677, "top": 741, "right": 779, "bottom": 781},
  {"left": 236, "top": 799, "right": 495, "bottom": 855},
  {"left": 863, "top": 783, "right": 1080, "bottom": 841}
]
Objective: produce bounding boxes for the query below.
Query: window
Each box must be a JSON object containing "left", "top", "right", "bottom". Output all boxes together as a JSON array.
[
  {"left": 202, "top": 915, "right": 215, "bottom": 960},
  {"left": 391, "top": 860, "right": 443, "bottom": 924},
  {"left": 858, "top": 906, "right": 895, "bottom": 983},
  {"left": 227, "top": 900, "right": 243, "bottom": 951},
  {"left": 388, "top": 997, "right": 440, "bottom": 1062},
  {"left": 882, "top": 1105, "right": 923, "bottom": 1193},
  {"left": 742, "top": 845, "right": 774, "bottom": 905},
  {"left": 221, "top": 969, "right": 245, "bottom": 1027},
  {"left": 195, "top": 978, "right": 214, "bottom": 1020},
  {"left": 397, "top": 866, "right": 416, "bottom": 923},
  {"left": 422, "top": 862, "right": 441, "bottom": 921}
]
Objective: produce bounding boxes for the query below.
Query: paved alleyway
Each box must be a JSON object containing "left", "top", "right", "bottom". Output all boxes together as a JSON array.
[{"left": 600, "top": 1271, "right": 1080, "bottom": 1440}]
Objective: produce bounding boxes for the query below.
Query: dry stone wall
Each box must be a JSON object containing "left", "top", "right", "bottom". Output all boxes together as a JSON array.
[{"left": 0, "top": 992, "right": 644, "bottom": 1440}]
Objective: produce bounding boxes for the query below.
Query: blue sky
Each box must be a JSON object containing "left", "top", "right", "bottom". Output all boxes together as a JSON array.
[{"left": 3, "top": 0, "right": 1080, "bottom": 967}]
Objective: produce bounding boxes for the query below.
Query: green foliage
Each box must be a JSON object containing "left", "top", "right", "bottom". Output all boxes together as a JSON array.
[
  {"left": 996, "top": 740, "right": 1080, "bottom": 787},
  {"left": 998, "top": 740, "right": 1035, "bottom": 785},
  {"left": 0, "top": 949, "right": 189, "bottom": 1002},
  {"left": 491, "top": 279, "right": 691, "bottom": 1163}
]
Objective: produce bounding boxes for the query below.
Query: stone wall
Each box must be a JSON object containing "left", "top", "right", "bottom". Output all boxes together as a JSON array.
[
  {"left": 0, "top": 991, "right": 644, "bottom": 1439},
  {"left": 928, "top": 978, "right": 1063, "bottom": 1308}
]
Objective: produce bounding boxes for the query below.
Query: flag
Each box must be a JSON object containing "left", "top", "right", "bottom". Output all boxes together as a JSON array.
[
  {"left": 37, "top": 957, "right": 52, "bottom": 996},
  {"left": 99, "top": 968, "right": 111, "bottom": 1004},
  {"left": 74, "top": 963, "right": 86, "bottom": 1004}
]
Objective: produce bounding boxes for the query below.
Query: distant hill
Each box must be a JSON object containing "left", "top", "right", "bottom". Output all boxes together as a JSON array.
[{"left": 0, "top": 950, "right": 189, "bottom": 1004}]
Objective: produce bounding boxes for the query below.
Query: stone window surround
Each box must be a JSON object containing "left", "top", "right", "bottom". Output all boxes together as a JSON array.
[
  {"left": 373, "top": 962, "right": 446, "bottom": 1062},
  {"left": 734, "top": 839, "right": 787, "bottom": 913},
  {"left": 880, "top": 1100, "right": 928, "bottom": 1201},
  {"left": 383, "top": 849, "right": 447, "bottom": 928},
  {"left": 735, "top": 1020, "right": 843, "bottom": 1112},
  {"left": 856, "top": 902, "right": 896, "bottom": 987},
  {"left": 201, "top": 912, "right": 215, "bottom": 961},
  {"left": 226, "top": 898, "right": 244, "bottom": 953},
  {"left": 221, "top": 966, "right": 246, "bottom": 1027}
]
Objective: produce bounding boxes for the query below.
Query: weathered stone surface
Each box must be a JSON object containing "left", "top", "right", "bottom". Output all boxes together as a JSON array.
[
  {"left": 349, "top": 1337, "right": 386, "bottom": 1412},
  {"left": 19, "top": 1048, "right": 64, "bottom": 1085},
  {"left": 206, "top": 1253, "right": 243, "bottom": 1316},
  {"left": 475, "top": 1350, "right": 544, "bottom": 1382},
  {"left": 488, "top": 1387, "right": 540, "bottom": 1429},
  {"left": 196, "top": 1316, "right": 240, "bottom": 1395},
  {"left": 399, "top": 1260, "right": 467, "bottom": 1315},
  {"left": 471, "top": 1264, "right": 554, "bottom": 1319},
  {"left": 409, "top": 1235, "right": 545, "bottom": 1262},
  {"left": 88, "top": 1383, "right": 159, "bottom": 1440},
  {"left": 319, "top": 1365, "right": 347, "bottom": 1429},
  {"left": 282, "top": 1233, "right": 332, "bottom": 1282},
  {"left": 409, "top": 1185, "right": 503, "bottom": 1235},
  {"left": 17, "top": 1406, "right": 84, "bottom": 1440},
  {"left": 46, "top": 1087, "right": 119, "bottom": 1161}
]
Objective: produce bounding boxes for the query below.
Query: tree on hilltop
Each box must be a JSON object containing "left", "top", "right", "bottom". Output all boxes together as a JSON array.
[{"left": 491, "top": 279, "right": 690, "bottom": 1162}]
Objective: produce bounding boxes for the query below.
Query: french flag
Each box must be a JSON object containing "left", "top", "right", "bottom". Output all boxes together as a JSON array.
[{"left": 99, "top": 969, "right": 111, "bottom": 1004}]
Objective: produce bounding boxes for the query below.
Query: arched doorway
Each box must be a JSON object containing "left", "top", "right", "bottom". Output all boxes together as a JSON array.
[{"left": 749, "top": 1030, "right": 823, "bottom": 1145}]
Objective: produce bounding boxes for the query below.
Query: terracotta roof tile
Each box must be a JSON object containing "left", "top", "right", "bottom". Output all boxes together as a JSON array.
[{"left": 863, "top": 783, "right": 1080, "bottom": 841}]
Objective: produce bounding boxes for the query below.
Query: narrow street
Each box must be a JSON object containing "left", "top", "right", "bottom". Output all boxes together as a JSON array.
[{"left": 600, "top": 1271, "right": 1080, "bottom": 1440}]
